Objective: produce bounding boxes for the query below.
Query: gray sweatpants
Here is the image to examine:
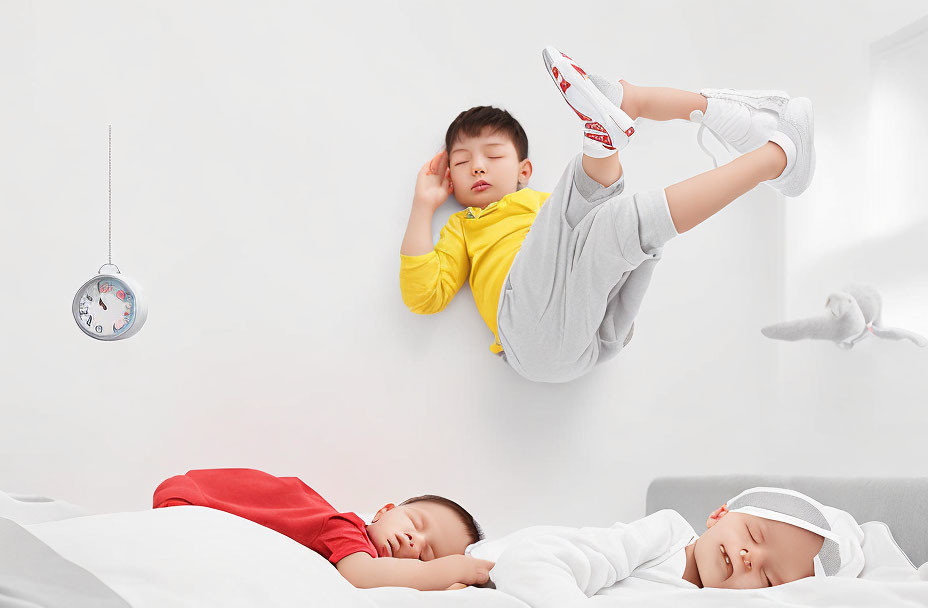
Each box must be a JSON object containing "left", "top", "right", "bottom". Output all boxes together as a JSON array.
[{"left": 495, "top": 154, "right": 679, "bottom": 383}]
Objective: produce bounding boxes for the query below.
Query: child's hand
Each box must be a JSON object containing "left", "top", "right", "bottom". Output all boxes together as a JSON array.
[
  {"left": 432, "top": 554, "right": 495, "bottom": 587},
  {"left": 413, "top": 150, "right": 454, "bottom": 212}
]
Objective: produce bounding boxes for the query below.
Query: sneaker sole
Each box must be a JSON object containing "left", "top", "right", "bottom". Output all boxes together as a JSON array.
[
  {"left": 542, "top": 46, "right": 636, "bottom": 152},
  {"left": 772, "top": 97, "right": 815, "bottom": 197}
]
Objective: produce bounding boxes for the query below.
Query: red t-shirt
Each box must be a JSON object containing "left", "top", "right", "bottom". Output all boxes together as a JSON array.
[{"left": 153, "top": 468, "right": 377, "bottom": 564}]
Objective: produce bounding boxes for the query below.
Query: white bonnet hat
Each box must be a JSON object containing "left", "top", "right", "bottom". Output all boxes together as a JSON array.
[{"left": 726, "top": 487, "right": 865, "bottom": 578}]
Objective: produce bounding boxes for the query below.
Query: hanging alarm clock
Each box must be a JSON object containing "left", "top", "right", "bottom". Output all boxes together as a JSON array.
[
  {"left": 72, "top": 264, "right": 147, "bottom": 340},
  {"left": 72, "top": 126, "right": 148, "bottom": 341}
]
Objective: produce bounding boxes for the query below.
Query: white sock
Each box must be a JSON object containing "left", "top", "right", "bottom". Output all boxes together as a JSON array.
[
  {"left": 582, "top": 75, "right": 624, "bottom": 158},
  {"left": 699, "top": 97, "right": 751, "bottom": 147}
]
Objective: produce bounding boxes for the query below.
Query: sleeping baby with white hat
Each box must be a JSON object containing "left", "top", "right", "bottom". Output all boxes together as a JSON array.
[
  {"left": 687, "top": 486, "right": 864, "bottom": 586},
  {"left": 468, "top": 486, "right": 866, "bottom": 606}
]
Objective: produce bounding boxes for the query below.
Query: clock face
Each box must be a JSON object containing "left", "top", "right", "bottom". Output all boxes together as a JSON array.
[{"left": 74, "top": 276, "right": 136, "bottom": 338}]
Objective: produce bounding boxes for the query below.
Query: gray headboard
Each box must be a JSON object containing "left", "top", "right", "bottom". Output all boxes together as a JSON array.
[{"left": 646, "top": 476, "right": 928, "bottom": 566}]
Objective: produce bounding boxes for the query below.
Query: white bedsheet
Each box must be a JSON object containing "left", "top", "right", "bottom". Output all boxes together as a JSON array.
[{"left": 587, "top": 577, "right": 928, "bottom": 607}]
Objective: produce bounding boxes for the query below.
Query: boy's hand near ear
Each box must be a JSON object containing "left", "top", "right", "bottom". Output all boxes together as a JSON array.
[
  {"left": 414, "top": 150, "right": 454, "bottom": 213},
  {"left": 336, "top": 551, "right": 494, "bottom": 590},
  {"left": 401, "top": 150, "right": 455, "bottom": 257}
]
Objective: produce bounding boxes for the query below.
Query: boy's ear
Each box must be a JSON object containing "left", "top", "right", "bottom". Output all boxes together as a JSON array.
[
  {"left": 372, "top": 503, "right": 396, "bottom": 523},
  {"left": 518, "top": 159, "right": 533, "bottom": 187},
  {"left": 705, "top": 504, "right": 729, "bottom": 529}
]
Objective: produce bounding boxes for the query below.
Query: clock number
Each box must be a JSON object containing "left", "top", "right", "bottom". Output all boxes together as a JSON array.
[
  {"left": 86, "top": 315, "right": 93, "bottom": 327},
  {"left": 94, "top": 325, "right": 103, "bottom": 333}
]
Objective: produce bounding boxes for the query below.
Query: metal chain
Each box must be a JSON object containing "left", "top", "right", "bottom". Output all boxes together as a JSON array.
[{"left": 108, "top": 125, "right": 112, "bottom": 265}]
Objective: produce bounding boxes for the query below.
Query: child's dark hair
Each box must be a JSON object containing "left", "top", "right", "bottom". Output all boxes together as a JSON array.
[
  {"left": 400, "top": 494, "right": 484, "bottom": 545},
  {"left": 445, "top": 106, "right": 529, "bottom": 161}
]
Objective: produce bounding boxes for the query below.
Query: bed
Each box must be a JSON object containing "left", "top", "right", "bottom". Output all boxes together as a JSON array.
[{"left": 2, "top": 476, "right": 926, "bottom": 607}]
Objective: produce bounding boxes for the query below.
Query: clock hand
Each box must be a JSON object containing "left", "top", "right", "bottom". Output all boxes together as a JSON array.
[{"left": 99, "top": 298, "right": 107, "bottom": 311}]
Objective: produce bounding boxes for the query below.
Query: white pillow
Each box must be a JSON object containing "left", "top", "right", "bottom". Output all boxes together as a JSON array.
[{"left": 0, "top": 490, "right": 87, "bottom": 524}]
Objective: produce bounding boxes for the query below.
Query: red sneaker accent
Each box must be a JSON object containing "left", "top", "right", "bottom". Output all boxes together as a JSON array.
[
  {"left": 552, "top": 66, "right": 572, "bottom": 94},
  {"left": 551, "top": 56, "right": 595, "bottom": 122},
  {"left": 584, "top": 131, "right": 614, "bottom": 147},
  {"left": 571, "top": 63, "right": 587, "bottom": 78},
  {"left": 585, "top": 121, "right": 607, "bottom": 134},
  {"left": 625, "top": 127, "right": 635, "bottom": 137}
]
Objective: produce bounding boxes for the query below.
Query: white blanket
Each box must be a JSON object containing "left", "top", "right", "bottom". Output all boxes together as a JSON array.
[{"left": 474, "top": 510, "right": 699, "bottom": 606}]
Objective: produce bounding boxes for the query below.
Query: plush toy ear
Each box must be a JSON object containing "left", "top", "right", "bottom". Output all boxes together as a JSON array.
[{"left": 825, "top": 291, "right": 855, "bottom": 318}]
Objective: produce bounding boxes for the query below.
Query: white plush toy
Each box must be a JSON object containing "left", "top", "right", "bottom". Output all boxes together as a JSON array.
[{"left": 761, "top": 284, "right": 927, "bottom": 349}]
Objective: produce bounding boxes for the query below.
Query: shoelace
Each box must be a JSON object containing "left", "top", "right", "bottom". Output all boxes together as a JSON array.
[{"left": 689, "top": 109, "right": 738, "bottom": 169}]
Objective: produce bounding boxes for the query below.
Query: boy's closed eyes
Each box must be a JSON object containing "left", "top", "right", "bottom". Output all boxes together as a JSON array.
[
  {"left": 365, "top": 499, "right": 473, "bottom": 561},
  {"left": 446, "top": 127, "right": 532, "bottom": 209}
]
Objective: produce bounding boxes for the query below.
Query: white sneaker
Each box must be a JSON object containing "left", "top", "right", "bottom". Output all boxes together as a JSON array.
[
  {"left": 542, "top": 46, "right": 637, "bottom": 153},
  {"left": 690, "top": 89, "right": 815, "bottom": 198}
]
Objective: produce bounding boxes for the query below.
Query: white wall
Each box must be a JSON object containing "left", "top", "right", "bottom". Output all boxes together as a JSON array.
[
  {"left": 0, "top": 1, "right": 925, "bottom": 540},
  {"left": 776, "top": 12, "right": 928, "bottom": 468}
]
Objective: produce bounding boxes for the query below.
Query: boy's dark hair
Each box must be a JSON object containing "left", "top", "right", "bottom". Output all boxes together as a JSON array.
[
  {"left": 445, "top": 106, "right": 529, "bottom": 161},
  {"left": 400, "top": 494, "right": 484, "bottom": 545}
]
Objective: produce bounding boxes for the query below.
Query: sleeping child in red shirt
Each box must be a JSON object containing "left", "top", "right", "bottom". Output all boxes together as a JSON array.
[{"left": 153, "top": 468, "right": 494, "bottom": 590}]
